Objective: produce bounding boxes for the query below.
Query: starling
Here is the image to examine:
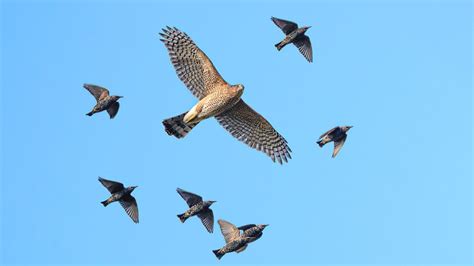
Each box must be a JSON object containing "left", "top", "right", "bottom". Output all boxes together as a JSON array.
[
  {"left": 271, "top": 17, "right": 313, "bottom": 62},
  {"left": 83, "top": 84, "right": 123, "bottom": 119},
  {"left": 176, "top": 188, "right": 215, "bottom": 233},
  {"left": 98, "top": 177, "right": 139, "bottom": 223},
  {"left": 160, "top": 27, "right": 291, "bottom": 164},
  {"left": 238, "top": 224, "right": 269, "bottom": 243},
  {"left": 212, "top": 219, "right": 257, "bottom": 260},
  {"left": 317, "top": 126, "right": 353, "bottom": 158}
]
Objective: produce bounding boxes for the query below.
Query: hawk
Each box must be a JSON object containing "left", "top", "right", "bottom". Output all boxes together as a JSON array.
[{"left": 160, "top": 27, "right": 292, "bottom": 164}]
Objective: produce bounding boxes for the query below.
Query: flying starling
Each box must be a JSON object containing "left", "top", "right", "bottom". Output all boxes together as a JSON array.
[
  {"left": 98, "top": 177, "right": 139, "bottom": 223},
  {"left": 271, "top": 17, "right": 313, "bottom": 62},
  {"left": 83, "top": 84, "right": 123, "bottom": 119},
  {"left": 317, "top": 126, "right": 353, "bottom": 158},
  {"left": 176, "top": 188, "right": 215, "bottom": 233},
  {"left": 160, "top": 27, "right": 291, "bottom": 164},
  {"left": 212, "top": 219, "right": 257, "bottom": 260},
  {"left": 238, "top": 224, "right": 269, "bottom": 243}
]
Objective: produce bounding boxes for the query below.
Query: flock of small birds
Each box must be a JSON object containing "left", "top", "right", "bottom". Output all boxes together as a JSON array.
[{"left": 87, "top": 17, "right": 353, "bottom": 260}]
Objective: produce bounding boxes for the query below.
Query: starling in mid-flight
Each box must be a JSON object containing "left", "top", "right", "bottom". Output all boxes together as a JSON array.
[
  {"left": 98, "top": 177, "right": 139, "bottom": 223},
  {"left": 83, "top": 84, "right": 123, "bottom": 119},
  {"left": 271, "top": 17, "right": 313, "bottom": 62},
  {"left": 176, "top": 188, "right": 216, "bottom": 233},
  {"left": 317, "top": 126, "right": 353, "bottom": 158},
  {"left": 212, "top": 219, "right": 257, "bottom": 260},
  {"left": 160, "top": 27, "right": 291, "bottom": 164},
  {"left": 239, "top": 224, "right": 269, "bottom": 243}
]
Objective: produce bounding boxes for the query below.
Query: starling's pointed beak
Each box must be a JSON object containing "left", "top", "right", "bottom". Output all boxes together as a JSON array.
[{"left": 118, "top": 96, "right": 124, "bottom": 98}]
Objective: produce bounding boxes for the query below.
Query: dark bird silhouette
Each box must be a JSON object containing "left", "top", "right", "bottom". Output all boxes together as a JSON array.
[
  {"left": 238, "top": 224, "right": 269, "bottom": 243},
  {"left": 212, "top": 219, "right": 257, "bottom": 260},
  {"left": 317, "top": 126, "right": 353, "bottom": 158},
  {"left": 160, "top": 27, "right": 291, "bottom": 164},
  {"left": 98, "top": 177, "right": 139, "bottom": 223},
  {"left": 271, "top": 17, "right": 313, "bottom": 62},
  {"left": 83, "top": 84, "right": 122, "bottom": 119},
  {"left": 176, "top": 188, "right": 215, "bottom": 233}
]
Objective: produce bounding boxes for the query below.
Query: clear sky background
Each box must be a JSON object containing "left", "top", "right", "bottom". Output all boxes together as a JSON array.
[{"left": 1, "top": 0, "right": 472, "bottom": 265}]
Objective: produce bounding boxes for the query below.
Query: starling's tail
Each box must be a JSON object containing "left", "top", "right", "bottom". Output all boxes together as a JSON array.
[
  {"left": 317, "top": 140, "right": 324, "bottom": 147},
  {"left": 177, "top": 213, "right": 188, "bottom": 223},
  {"left": 275, "top": 42, "right": 283, "bottom": 51},
  {"left": 101, "top": 200, "right": 109, "bottom": 207},
  {"left": 86, "top": 111, "right": 94, "bottom": 116},
  {"left": 163, "top": 113, "right": 199, "bottom": 139},
  {"left": 212, "top": 249, "right": 224, "bottom": 260}
]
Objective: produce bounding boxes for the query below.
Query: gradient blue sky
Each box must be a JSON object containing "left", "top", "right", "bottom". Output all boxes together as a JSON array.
[{"left": 1, "top": 0, "right": 472, "bottom": 265}]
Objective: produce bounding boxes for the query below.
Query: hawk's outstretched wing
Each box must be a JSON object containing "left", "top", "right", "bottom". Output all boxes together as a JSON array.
[
  {"left": 215, "top": 100, "right": 292, "bottom": 164},
  {"left": 160, "top": 27, "right": 227, "bottom": 99}
]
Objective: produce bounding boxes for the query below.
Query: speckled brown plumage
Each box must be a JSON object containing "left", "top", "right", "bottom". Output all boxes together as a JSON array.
[{"left": 160, "top": 27, "right": 291, "bottom": 164}]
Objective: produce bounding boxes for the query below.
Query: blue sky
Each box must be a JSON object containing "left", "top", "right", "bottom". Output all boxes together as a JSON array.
[{"left": 1, "top": 0, "right": 472, "bottom": 265}]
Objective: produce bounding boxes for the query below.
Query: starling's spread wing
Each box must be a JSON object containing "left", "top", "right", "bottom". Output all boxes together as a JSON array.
[
  {"left": 218, "top": 219, "right": 240, "bottom": 243},
  {"left": 319, "top": 127, "right": 338, "bottom": 139},
  {"left": 160, "top": 27, "right": 227, "bottom": 99},
  {"left": 215, "top": 100, "right": 292, "bottom": 164},
  {"left": 84, "top": 84, "right": 109, "bottom": 102},
  {"left": 107, "top": 102, "right": 120, "bottom": 119},
  {"left": 235, "top": 244, "right": 248, "bottom": 253},
  {"left": 120, "top": 195, "right": 139, "bottom": 223},
  {"left": 238, "top": 224, "right": 256, "bottom": 231},
  {"left": 293, "top": 35, "right": 313, "bottom": 63},
  {"left": 333, "top": 134, "right": 347, "bottom": 158},
  {"left": 271, "top": 17, "right": 298, "bottom": 34},
  {"left": 176, "top": 188, "right": 202, "bottom": 207},
  {"left": 198, "top": 209, "right": 214, "bottom": 233},
  {"left": 98, "top": 177, "right": 124, "bottom": 194}
]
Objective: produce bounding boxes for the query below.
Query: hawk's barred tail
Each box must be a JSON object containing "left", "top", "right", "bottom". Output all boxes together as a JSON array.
[
  {"left": 162, "top": 113, "right": 198, "bottom": 139},
  {"left": 212, "top": 249, "right": 224, "bottom": 260}
]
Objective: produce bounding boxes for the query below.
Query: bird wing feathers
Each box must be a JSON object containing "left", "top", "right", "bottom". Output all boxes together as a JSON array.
[
  {"left": 160, "top": 27, "right": 227, "bottom": 99},
  {"left": 176, "top": 188, "right": 202, "bottom": 207},
  {"left": 98, "top": 177, "right": 124, "bottom": 194},
  {"left": 320, "top": 127, "right": 338, "bottom": 139},
  {"left": 293, "top": 35, "right": 313, "bottom": 63},
  {"left": 333, "top": 134, "right": 347, "bottom": 158},
  {"left": 238, "top": 224, "right": 256, "bottom": 231},
  {"left": 119, "top": 195, "right": 139, "bottom": 223},
  {"left": 84, "top": 84, "right": 109, "bottom": 102},
  {"left": 218, "top": 219, "right": 240, "bottom": 243},
  {"left": 198, "top": 209, "right": 214, "bottom": 233},
  {"left": 215, "top": 100, "right": 292, "bottom": 164},
  {"left": 271, "top": 17, "right": 298, "bottom": 35},
  {"left": 107, "top": 102, "right": 120, "bottom": 119}
]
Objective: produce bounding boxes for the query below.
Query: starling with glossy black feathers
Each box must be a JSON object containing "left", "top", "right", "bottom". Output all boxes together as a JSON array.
[
  {"left": 238, "top": 223, "right": 269, "bottom": 243},
  {"left": 176, "top": 188, "right": 216, "bottom": 233},
  {"left": 271, "top": 17, "right": 313, "bottom": 62},
  {"left": 317, "top": 126, "right": 353, "bottom": 158},
  {"left": 212, "top": 219, "right": 257, "bottom": 260},
  {"left": 98, "top": 177, "right": 139, "bottom": 223},
  {"left": 84, "top": 84, "right": 122, "bottom": 119}
]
